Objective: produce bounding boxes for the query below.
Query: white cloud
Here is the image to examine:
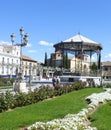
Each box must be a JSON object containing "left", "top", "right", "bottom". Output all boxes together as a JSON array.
[
  {"left": 0, "top": 40, "right": 32, "bottom": 47},
  {"left": 105, "top": 53, "right": 111, "bottom": 58},
  {"left": 28, "top": 50, "right": 37, "bottom": 53},
  {"left": 0, "top": 40, "right": 33, "bottom": 51},
  {"left": 38, "top": 40, "right": 53, "bottom": 46},
  {"left": 0, "top": 40, "right": 11, "bottom": 45},
  {"left": 26, "top": 43, "right": 32, "bottom": 47},
  {"left": 108, "top": 53, "right": 111, "bottom": 58}
]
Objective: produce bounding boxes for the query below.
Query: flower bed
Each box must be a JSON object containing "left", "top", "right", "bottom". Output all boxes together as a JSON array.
[{"left": 27, "top": 88, "right": 111, "bottom": 130}]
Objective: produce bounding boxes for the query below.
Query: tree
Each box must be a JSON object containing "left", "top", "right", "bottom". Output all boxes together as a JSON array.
[
  {"left": 91, "top": 62, "right": 97, "bottom": 72},
  {"left": 49, "top": 54, "right": 53, "bottom": 67},
  {"left": 44, "top": 52, "right": 47, "bottom": 66},
  {"left": 63, "top": 52, "right": 69, "bottom": 69}
]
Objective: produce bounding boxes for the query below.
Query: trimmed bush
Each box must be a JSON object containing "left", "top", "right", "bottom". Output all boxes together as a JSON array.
[
  {"left": 73, "top": 81, "right": 86, "bottom": 90},
  {"left": 0, "top": 81, "right": 86, "bottom": 113}
]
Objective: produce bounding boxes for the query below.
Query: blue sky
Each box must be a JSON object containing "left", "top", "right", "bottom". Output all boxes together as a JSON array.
[{"left": 0, "top": 0, "right": 111, "bottom": 62}]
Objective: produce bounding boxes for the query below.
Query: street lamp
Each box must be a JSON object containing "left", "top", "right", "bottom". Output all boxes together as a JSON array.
[
  {"left": 10, "top": 33, "right": 16, "bottom": 46},
  {"left": 10, "top": 27, "right": 29, "bottom": 82}
]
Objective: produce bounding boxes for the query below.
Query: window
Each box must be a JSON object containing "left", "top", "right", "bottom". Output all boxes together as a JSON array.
[
  {"left": 7, "top": 58, "right": 9, "bottom": 64},
  {"left": 11, "top": 59, "right": 14, "bottom": 73},
  {"left": 84, "top": 64, "right": 87, "bottom": 69},
  {"left": 7, "top": 65, "right": 9, "bottom": 74},
  {"left": 2, "top": 57, "right": 4, "bottom": 64},
  {"left": 2, "top": 66, "right": 4, "bottom": 74},
  {"left": 25, "top": 70, "right": 27, "bottom": 75},
  {"left": 104, "top": 67, "right": 108, "bottom": 71}
]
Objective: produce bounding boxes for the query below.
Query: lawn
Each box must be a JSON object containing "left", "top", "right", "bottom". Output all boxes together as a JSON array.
[
  {"left": 0, "top": 88, "right": 103, "bottom": 130},
  {"left": 91, "top": 102, "right": 111, "bottom": 130}
]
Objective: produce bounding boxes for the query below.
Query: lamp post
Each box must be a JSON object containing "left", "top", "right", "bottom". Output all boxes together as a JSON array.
[
  {"left": 11, "top": 27, "right": 29, "bottom": 80},
  {"left": 10, "top": 27, "right": 29, "bottom": 92}
]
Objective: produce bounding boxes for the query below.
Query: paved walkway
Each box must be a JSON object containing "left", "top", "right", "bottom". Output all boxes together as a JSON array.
[{"left": 0, "top": 79, "right": 53, "bottom": 94}]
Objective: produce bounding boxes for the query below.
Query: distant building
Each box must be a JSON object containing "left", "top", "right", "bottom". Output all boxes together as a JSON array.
[
  {"left": 69, "top": 54, "right": 90, "bottom": 73},
  {"left": 102, "top": 61, "right": 111, "bottom": 80},
  {"left": 50, "top": 50, "right": 63, "bottom": 68},
  {"left": 49, "top": 50, "right": 90, "bottom": 73},
  {"left": 22, "top": 55, "right": 41, "bottom": 80}
]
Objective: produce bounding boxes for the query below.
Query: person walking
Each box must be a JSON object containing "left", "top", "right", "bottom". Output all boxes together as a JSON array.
[
  {"left": 56, "top": 76, "right": 60, "bottom": 85},
  {"left": 52, "top": 76, "right": 57, "bottom": 87}
]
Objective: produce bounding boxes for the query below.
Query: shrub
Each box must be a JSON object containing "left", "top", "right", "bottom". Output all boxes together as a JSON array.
[
  {"left": 0, "top": 91, "right": 15, "bottom": 112},
  {"left": 0, "top": 77, "right": 15, "bottom": 87},
  {"left": 73, "top": 81, "right": 86, "bottom": 90},
  {"left": 0, "top": 81, "right": 86, "bottom": 113},
  {"left": 103, "top": 83, "right": 111, "bottom": 88}
]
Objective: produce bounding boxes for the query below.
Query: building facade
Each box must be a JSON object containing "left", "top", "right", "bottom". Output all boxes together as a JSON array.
[
  {"left": 0, "top": 45, "right": 41, "bottom": 80},
  {"left": 69, "top": 54, "right": 90, "bottom": 73},
  {"left": 50, "top": 50, "right": 63, "bottom": 68},
  {"left": 0, "top": 45, "right": 20, "bottom": 78},
  {"left": 102, "top": 61, "right": 111, "bottom": 80},
  {"left": 22, "top": 55, "right": 41, "bottom": 81}
]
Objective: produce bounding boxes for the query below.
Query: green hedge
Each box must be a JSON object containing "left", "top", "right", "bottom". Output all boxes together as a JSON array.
[
  {"left": 0, "top": 78, "right": 14, "bottom": 87},
  {"left": 0, "top": 81, "right": 86, "bottom": 113}
]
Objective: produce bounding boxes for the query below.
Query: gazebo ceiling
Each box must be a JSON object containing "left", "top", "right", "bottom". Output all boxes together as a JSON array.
[{"left": 53, "top": 34, "right": 102, "bottom": 53}]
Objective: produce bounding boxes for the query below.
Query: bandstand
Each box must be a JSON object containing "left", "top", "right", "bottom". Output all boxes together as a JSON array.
[{"left": 53, "top": 33, "right": 102, "bottom": 76}]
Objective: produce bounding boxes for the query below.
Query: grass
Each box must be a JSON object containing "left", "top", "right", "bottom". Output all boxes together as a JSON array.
[
  {"left": 0, "top": 88, "right": 103, "bottom": 130},
  {"left": 90, "top": 102, "right": 111, "bottom": 130}
]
